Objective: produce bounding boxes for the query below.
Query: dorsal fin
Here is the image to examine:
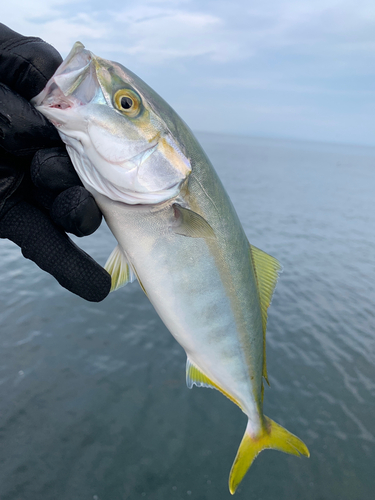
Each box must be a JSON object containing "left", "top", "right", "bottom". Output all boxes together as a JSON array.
[
  {"left": 104, "top": 244, "right": 136, "bottom": 292},
  {"left": 249, "top": 244, "right": 282, "bottom": 385}
]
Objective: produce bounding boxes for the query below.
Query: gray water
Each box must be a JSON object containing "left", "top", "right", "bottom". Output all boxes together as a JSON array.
[{"left": 0, "top": 133, "right": 374, "bottom": 500}]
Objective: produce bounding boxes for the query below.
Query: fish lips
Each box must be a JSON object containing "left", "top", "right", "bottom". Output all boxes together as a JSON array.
[{"left": 32, "top": 42, "right": 106, "bottom": 118}]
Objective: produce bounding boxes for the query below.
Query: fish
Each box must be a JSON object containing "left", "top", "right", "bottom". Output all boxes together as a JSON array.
[{"left": 32, "top": 42, "right": 309, "bottom": 494}]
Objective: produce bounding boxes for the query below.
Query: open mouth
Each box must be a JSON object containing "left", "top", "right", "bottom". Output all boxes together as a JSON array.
[
  {"left": 49, "top": 98, "right": 73, "bottom": 110},
  {"left": 33, "top": 80, "right": 84, "bottom": 116},
  {"left": 32, "top": 42, "right": 98, "bottom": 112},
  {"left": 48, "top": 93, "right": 84, "bottom": 111}
]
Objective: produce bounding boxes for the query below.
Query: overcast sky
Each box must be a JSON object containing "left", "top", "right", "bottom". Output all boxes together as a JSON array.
[{"left": 3, "top": 0, "right": 375, "bottom": 146}]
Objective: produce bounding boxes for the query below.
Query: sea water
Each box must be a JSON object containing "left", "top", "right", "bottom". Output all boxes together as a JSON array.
[{"left": 0, "top": 133, "right": 374, "bottom": 500}]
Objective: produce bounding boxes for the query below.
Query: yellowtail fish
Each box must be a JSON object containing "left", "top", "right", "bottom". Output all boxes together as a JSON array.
[{"left": 32, "top": 43, "right": 309, "bottom": 493}]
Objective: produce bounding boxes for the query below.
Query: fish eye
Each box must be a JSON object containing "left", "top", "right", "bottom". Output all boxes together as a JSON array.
[
  {"left": 114, "top": 89, "right": 141, "bottom": 117},
  {"left": 121, "top": 96, "right": 133, "bottom": 109}
]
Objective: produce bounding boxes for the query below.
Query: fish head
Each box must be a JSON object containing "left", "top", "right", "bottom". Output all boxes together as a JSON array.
[{"left": 32, "top": 43, "right": 192, "bottom": 204}]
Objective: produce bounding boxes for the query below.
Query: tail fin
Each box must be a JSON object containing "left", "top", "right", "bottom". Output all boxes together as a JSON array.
[{"left": 229, "top": 416, "right": 309, "bottom": 494}]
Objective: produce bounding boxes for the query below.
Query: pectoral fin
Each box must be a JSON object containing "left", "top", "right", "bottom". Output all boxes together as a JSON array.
[
  {"left": 104, "top": 245, "right": 136, "bottom": 292},
  {"left": 172, "top": 204, "right": 215, "bottom": 239}
]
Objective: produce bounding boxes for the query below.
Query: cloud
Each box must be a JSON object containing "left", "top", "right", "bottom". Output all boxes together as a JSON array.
[
  {"left": 2, "top": 0, "right": 375, "bottom": 144},
  {"left": 4, "top": 0, "right": 375, "bottom": 65},
  {"left": 112, "top": 7, "right": 234, "bottom": 63},
  {"left": 242, "top": 0, "right": 375, "bottom": 58},
  {"left": 2, "top": 1, "right": 242, "bottom": 62},
  {"left": 2, "top": 1, "right": 108, "bottom": 54},
  {"left": 36, "top": 14, "right": 107, "bottom": 54}
]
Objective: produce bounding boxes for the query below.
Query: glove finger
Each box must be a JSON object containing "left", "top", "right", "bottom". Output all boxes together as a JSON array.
[
  {"left": 0, "top": 200, "right": 111, "bottom": 302},
  {"left": 27, "top": 185, "right": 56, "bottom": 211},
  {"left": 0, "top": 84, "right": 61, "bottom": 155},
  {"left": 0, "top": 24, "right": 62, "bottom": 99},
  {"left": 51, "top": 186, "right": 103, "bottom": 237},
  {"left": 0, "top": 149, "right": 30, "bottom": 212},
  {"left": 31, "top": 147, "right": 82, "bottom": 192}
]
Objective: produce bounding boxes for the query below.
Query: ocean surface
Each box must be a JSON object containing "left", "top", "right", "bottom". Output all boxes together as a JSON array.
[{"left": 0, "top": 133, "right": 374, "bottom": 500}]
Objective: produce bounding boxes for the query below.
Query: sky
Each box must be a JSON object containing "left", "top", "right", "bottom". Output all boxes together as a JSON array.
[{"left": 2, "top": 0, "right": 375, "bottom": 146}]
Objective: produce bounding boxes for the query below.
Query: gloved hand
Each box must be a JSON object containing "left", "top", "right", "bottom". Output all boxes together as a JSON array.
[{"left": 0, "top": 24, "right": 111, "bottom": 301}]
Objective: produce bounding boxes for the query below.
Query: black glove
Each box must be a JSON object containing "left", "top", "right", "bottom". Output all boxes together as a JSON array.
[{"left": 0, "top": 24, "right": 111, "bottom": 302}]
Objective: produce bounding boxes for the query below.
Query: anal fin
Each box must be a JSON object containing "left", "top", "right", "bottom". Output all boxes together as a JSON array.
[
  {"left": 186, "top": 358, "right": 242, "bottom": 409},
  {"left": 186, "top": 358, "right": 216, "bottom": 389}
]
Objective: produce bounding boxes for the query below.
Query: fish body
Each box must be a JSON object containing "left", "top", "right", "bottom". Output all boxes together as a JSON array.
[
  {"left": 32, "top": 43, "right": 309, "bottom": 493},
  {"left": 95, "top": 161, "right": 263, "bottom": 426}
]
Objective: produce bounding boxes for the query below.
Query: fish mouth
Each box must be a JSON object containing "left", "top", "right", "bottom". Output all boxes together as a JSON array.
[
  {"left": 32, "top": 42, "right": 104, "bottom": 117},
  {"left": 36, "top": 87, "right": 83, "bottom": 121}
]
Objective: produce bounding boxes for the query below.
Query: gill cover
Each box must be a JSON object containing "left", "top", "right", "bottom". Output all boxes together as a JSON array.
[{"left": 32, "top": 42, "right": 191, "bottom": 204}]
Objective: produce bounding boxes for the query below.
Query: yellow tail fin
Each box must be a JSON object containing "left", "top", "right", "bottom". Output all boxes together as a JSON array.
[{"left": 229, "top": 417, "right": 310, "bottom": 494}]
